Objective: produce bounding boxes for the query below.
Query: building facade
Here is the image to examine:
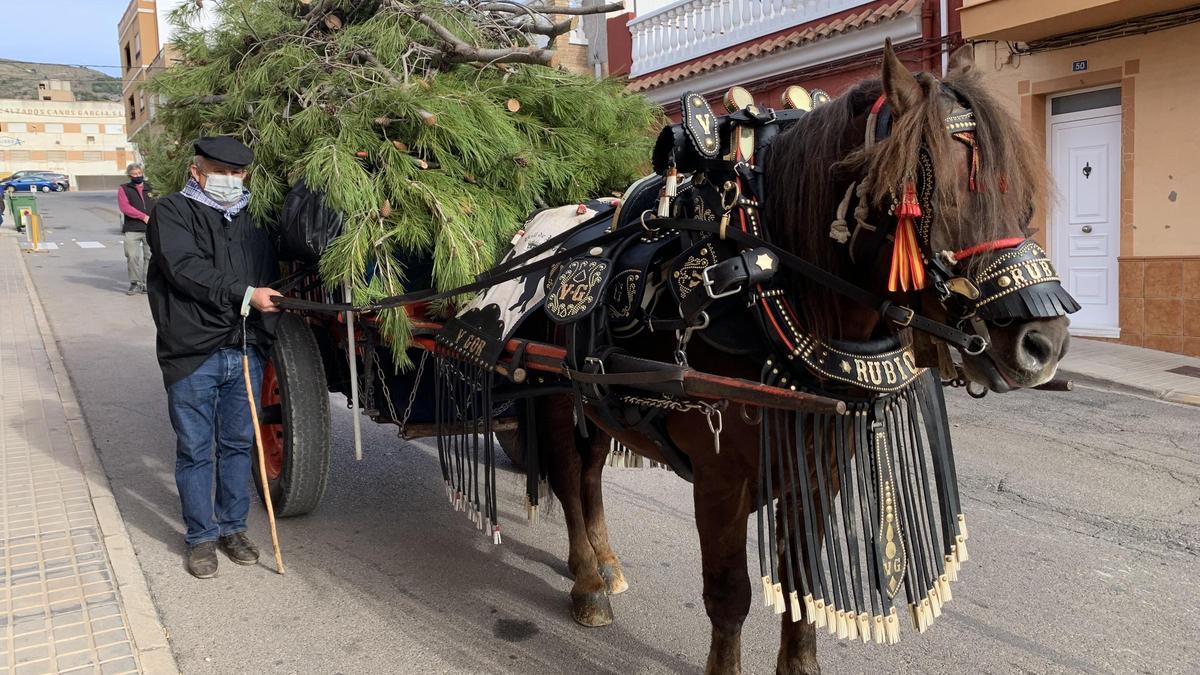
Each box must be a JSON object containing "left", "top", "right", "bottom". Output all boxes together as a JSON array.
[
  {"left": 0, "top": 99, "right": 130, "bottom": 188},
  {"left": 614, "top": 0, "right": 959, "bottom": 115},
  {"left": 961, "top": 0, "right": 1200, "bottom": 356},
  {"left": 118, "top": 0, "right": 162, "bottom": 138}
]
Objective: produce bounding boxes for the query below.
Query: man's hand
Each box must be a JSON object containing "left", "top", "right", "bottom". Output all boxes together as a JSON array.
[
  {"left": 250, "top": 287, "right": 283, "bottom": 313},
  {"left": 142, "top": 215, "right": 151, "bottom": 224}
]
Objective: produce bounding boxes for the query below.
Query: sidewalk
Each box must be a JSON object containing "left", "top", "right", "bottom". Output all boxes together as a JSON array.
[
  {"left": 1059, "top": 337, "right": 1200, "bottom": 407},
  {"left": 1, "top": 231, "right": 177, "bottom": 674}
]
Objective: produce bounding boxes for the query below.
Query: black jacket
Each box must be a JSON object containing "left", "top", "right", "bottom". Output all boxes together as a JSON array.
[
  {"left": 119, "top": 181, "right": 157, "bottom": 233},
  {"left": 147, "top": 193, "right": 278, "bottom": 387}
]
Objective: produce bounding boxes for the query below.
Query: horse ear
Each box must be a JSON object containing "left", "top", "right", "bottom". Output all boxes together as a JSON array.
[
  {"left": 947, "top": 44, "right": 975, "bottom": 78},
  {"left": 881, "top": 39, "right": 922, "bottom": 116}
]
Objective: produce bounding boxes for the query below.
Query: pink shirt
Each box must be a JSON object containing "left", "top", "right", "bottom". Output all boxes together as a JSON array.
[{"left": 117, "top": 183, "right": 149, "bottom": 221}]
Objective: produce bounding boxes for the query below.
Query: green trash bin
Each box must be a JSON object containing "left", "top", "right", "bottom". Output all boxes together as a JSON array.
[{"left": 5, "top": 192, "right": 38, "bottom": 233}]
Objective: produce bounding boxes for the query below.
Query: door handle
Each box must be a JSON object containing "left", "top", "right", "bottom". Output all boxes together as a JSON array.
[{"left": 1081, "top": 225, "right": 1093, "bottom": 233}]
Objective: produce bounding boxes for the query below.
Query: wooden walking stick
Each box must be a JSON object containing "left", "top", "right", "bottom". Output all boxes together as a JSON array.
[{"left": 242, "top": 289, "right": 285, "bottom": 574}]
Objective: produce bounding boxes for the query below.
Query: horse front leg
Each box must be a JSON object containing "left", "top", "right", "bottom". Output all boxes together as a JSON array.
[
  {"left": 775, "top": 502, "right": 819, "bottom": 675},
  {"left": 540, "top": 396, "right": 613, "bottom": 627},
  {"left": 693, "top": 466, "right": 754, "bottom": 675},
  {"left": 581, "top": 433, "right": 628, "bottom": 595}
]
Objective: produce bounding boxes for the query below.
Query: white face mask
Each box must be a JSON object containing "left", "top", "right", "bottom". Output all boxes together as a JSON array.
[{"left": 201, "top": 173, "right": 245, "bottom": 204}]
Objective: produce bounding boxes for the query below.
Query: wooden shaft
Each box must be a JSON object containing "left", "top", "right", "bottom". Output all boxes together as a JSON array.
[
  {"left": 409, "top": 329, "right": 846, "bottom": 414},
  {"left": 243, "top": 356, "right": 285, "bottom": 575}
]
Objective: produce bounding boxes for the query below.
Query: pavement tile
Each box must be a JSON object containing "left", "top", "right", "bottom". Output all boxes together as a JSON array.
[
  {"left": 56, "top": 651, "right": 99, "bottom": 672},
  {"left": 12, "top": 644, "right": 50, "bottom": 665},
  {"left": 53, "top": 635, "right": 92, "bottom": 657},
  {"left": 52, "top": 621, "right": 88, "bottom": 642},
  {"left": 97, "top": 641, "right": 134, "bottom": 662},
  {"left": 100, "top": 656, "right": 139, "bottom": 675},
  {"left": 13, "top": 659, "right": 55, "bottom": 675}
]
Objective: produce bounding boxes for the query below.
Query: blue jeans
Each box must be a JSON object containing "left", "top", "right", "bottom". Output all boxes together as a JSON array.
[{"left": 167, "top": 347, "right": 262, "bottom": 546}]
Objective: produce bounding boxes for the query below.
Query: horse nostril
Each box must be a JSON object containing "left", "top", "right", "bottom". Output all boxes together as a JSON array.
[{"left": 1020, "top": 330, "right": 1054, "bottom": 370}]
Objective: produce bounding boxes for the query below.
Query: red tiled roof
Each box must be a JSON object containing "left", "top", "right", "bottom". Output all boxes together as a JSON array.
[{"left": 628, "top": 0, "right": 920, "bottom": 92}]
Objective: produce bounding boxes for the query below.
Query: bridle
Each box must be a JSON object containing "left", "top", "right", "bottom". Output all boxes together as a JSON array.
[{"left": 826, "top": 85, "right": 1079, "bottom": 358}]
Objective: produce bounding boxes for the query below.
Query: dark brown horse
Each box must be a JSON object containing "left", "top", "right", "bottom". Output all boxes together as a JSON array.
[{"left": 536, "top": 43, "right": 1070, "bottom": 675}]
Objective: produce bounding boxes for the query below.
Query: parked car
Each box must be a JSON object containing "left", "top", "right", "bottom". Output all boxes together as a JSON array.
[
  {"left": 0, "top": 170, "right": 70, "bottom": 189},
  {"left": 0, "top": 175, "right": 66, "bottom": 193},
  {"left": 37, "top": 172, "right": 70, "bottom": 190}
]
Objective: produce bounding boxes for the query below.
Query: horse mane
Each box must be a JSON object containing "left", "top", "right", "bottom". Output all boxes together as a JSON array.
[{"left": 762, "top": 65, "right": 1048, "bottom": 340}]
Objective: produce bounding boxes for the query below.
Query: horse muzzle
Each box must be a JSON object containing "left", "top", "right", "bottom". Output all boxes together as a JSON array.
[{"left": 939, "top": 240, "right": 1079, "bottom": 391}]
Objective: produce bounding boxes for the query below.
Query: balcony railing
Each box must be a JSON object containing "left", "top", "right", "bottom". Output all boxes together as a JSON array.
[{"left": 628, "top": 0, "right": 873, "bottom": 77}]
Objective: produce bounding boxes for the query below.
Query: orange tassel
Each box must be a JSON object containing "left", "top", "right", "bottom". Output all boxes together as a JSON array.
[{"left": 888, "top": 182, "right": 926, "bottom": 292}]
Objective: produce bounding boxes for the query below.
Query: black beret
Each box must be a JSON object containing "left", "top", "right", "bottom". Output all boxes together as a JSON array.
[{"left": 193, "top": 135, "right": 253, "bottom": 168}]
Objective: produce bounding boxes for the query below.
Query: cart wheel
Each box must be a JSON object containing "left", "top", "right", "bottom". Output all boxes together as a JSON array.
[{"left": 254, "top": 312, "right": 331, "bottom": 516}]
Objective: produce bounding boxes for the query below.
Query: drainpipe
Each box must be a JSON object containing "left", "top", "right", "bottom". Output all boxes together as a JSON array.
[
  {"left": 940, "top": 0, "right": 950, "bottom": 75},
  {"left": 922, "top": 1, "right": 937, "bottom": 72}
]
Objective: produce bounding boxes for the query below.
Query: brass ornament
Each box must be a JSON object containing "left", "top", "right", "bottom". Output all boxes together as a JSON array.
[
  {"left": 781, "top": 85, "right": 813, "bottom": 111},
  {"left": 723, "top": 85, "right": 755, "bottom": 113}
]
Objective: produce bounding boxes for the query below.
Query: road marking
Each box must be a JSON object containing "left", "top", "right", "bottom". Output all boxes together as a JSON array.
[{"left": 76, "top": 241, "right": 105, "bottom": 249}]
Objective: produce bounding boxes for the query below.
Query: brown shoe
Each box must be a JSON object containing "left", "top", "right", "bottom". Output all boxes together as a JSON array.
[
  {"left": 187, "top": 541, "right": 218, "bottom": 578},
  {"left": 218, "top": 532, "right": 260, "bottom": 565}
]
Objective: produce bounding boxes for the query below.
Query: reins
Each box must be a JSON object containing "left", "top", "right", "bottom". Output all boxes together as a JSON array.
[{"left": 274, "top": 215, "right": 984, "bottom": 353}]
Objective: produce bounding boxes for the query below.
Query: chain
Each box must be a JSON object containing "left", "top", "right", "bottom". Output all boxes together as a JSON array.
[
  {"left": 619, "top": 395, "right": 727, "bottom": 453},
  {"left": 396, "top": 350, "right": 429, "bottom": 438},
  {"left": 371, "top": 348, "right": 402, "bottom": 434}
]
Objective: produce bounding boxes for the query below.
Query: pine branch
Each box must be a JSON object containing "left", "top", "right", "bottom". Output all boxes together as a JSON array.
[
  {"left": 415, "top": 12, "right": 553, "bottom": 65},
  {"left": 480, "top": 2, "right": 625, "bottom": 16}
]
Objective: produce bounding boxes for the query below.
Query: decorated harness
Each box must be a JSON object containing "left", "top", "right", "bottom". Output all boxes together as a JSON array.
[{"left": 282, "top": 82, "right": 1081, "bottom": 644}]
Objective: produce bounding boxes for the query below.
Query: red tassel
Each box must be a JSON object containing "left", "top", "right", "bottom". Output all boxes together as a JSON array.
[{"left": 888, "top": 182, "right": 926, "bottom": 293}]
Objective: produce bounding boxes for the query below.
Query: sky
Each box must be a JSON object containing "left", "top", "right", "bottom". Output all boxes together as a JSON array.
[{"left": 0, "top": 1, "right": 133, "bottom": 77}]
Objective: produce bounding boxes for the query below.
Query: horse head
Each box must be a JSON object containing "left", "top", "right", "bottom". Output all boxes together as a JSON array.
[{"left": 765, "top": 41, "right": 1076, "bottom": 393}]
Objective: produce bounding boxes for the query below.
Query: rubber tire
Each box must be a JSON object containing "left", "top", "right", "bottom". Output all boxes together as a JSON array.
[
  {"left": 253, "top": 313, "right": 331, "bottom": 516},
  {"left": 53, "top": 184, "right": 64, "bottom": 192},
  {"left": 40, "top": 186, "right": 50, "bottom": 192}
]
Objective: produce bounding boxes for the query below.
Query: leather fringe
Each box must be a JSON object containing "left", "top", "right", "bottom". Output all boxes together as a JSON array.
[
  {"left": 755, "top": 369, "right": 968, "bottom": 644},
  {"left": 434, "top": 356, "right": 502, "bottom": 543}
]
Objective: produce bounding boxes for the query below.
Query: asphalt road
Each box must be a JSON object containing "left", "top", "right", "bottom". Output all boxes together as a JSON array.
[{"left": 17, "top": 192, "right": 1200, "bottom": 674}]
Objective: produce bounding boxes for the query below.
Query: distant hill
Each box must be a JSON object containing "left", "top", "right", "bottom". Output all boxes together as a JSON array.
[{"left": 0, "top": 59, "right": 121, "bottom": 103}]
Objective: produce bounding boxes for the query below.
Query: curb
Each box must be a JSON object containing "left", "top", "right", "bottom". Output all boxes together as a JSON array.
[
  {"left": 11, "top": 235, "right": 182, "bottom": 674},
  {"left": 1058, "top": 368, "right": 1200, "bottom": 407}
]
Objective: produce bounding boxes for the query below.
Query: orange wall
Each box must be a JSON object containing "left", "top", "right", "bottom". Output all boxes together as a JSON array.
[{"left": 974, "top": 22, "right": 1200, "bottom": 258}]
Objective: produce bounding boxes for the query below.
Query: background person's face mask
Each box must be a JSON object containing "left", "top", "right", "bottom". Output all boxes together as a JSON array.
[{"left": 202, "top": 174, "right": 245, "bottom": 204}]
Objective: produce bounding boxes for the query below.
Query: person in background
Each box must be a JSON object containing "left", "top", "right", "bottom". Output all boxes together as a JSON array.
[
  {"left": 118, "top": 163, "right": 156, "bottom": 295},
  {"left": 146, "top": 136, "right": 282, "bottom": 578}
]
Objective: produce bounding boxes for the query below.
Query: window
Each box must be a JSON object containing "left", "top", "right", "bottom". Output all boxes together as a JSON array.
[
  {"left": 1051, "top": 87, "right": 1121, "bottom": 115},
  {"left": 83, "top": 151, "right": 104, "bottom": 162},
  {"left": 129, "top": 95, "right": 136, "bottom": 120},
  {"left": 139, "top": 94, "right": 145, "bottom": 110},
  {"left": 81, "top": 123, "right": 100, "bottom": 134},
  {"left": 134, "top": 34, "right": 141, "bottom": 60},
  {"left": 7, "top": 122, "right": 27, "bottom": 133},
  {"left": 124, "top": 43, "right": 132, "bottom": 69},
  {"left": 45, "top": 123, "right": 64, "bottom": 134},
  {"left": 105, "top": 124, "right": 123, "bottom": 134},
  {"left": 10, "top": 150, "right": 30, "bottom": 161},
  {"left": 47, "top": 150, "right": 67, "bottom": 162},
  {"left": 86, "top": 135, "right": 96, "bottom": 145}
]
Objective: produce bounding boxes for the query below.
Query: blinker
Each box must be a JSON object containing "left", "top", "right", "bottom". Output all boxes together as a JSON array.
[{"left": 944, "top": 277, "right": 980, "bottom": 300}]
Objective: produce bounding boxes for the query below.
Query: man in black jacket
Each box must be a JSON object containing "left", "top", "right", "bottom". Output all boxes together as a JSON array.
[{"left": 147, "top": 136, "right": 283, "bottom": 578}]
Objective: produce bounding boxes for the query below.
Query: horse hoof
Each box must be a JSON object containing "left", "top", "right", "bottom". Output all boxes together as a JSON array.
[
  {"left": 571, "top": 590, "right": 614, "bottom": 627},
  {"left": 598, "top": 563, "right": 628, "bottom": 595}
]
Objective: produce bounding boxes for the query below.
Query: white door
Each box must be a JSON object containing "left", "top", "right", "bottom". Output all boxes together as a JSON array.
[{"left": 1050, "top": 108, "right": 1121, "bottom": 337}]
